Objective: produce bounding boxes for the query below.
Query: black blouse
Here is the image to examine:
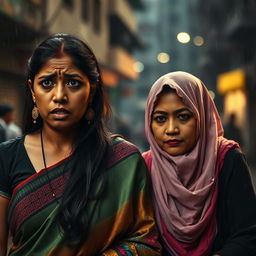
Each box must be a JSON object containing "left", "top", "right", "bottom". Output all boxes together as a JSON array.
[
  {"left": 162, "top": 148, "right": 256, "bottom": 256},
  {"left": 211, "top": 147, "right": 256, "bottom": 255}
]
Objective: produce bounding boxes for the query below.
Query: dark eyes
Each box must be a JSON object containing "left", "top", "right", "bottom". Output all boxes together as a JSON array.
[
  {"left": 39, "top": 79, "right": 54, "bottom": 89},
  {"left": 67, "top": 79, "right": 82, "bottom": 88},
  {"left": 177, "top": 113, "right": 191, "bottom": 121},
  {"left": 153, "top": 116, "right": 167, "bottom": 123},
  {"left": 39, "top": 79, "right": 82, "bottom": 89},
  {"left": 153, "top": 113, "right": 192, "bottom": 123}
]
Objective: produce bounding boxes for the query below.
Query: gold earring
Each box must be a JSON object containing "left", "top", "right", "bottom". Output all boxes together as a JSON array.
[
  {"left": 32, "top": 104, "right": 39, "bottom": 124},
  {"left": 86, "top": 107, "right": 94, "bottom": 124}
]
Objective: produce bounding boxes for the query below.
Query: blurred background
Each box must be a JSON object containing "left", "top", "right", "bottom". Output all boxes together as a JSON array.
[{"left": 0, "top": 0, "right": 255, "bottom": 183}]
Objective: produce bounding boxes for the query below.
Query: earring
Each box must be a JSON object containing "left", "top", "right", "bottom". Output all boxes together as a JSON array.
[
  {"left": 86, "top": 107, "right": 94, "bottom": 125},
  {"left": 32, "top": 104, "right": 39, "bottom": 124}
]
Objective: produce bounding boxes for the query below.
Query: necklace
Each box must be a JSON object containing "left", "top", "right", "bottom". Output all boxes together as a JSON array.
[{"left": 40, "top": 129, "right": 56, "bottom": 198}]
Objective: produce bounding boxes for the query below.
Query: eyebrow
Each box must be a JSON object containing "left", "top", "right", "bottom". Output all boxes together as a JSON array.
[
  {"left": 64, "top": 74, "right": 82, "bottom": 79},
  {"left": 152, "top": 108, "right": 190, "bottom": 115},
  {"left": 38, "top": 73, "right": 82, "bottom": 80},
  {"left": 38, "top": 74, "right": 56, "bottom": 80}
]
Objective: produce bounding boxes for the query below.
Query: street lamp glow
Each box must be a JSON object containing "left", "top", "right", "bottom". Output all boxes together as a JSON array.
[
  {"left": 157, "top": 52, "right": 170, "bottom": 63},
  {"left": 177, "top": 32, "right": 191, "bottom": 44},
  {"left": 133, "top": 61, "right": 144, "bottom": 72},
  {"left": 193, "top": 36, "right": 204, "bottom": 46}
]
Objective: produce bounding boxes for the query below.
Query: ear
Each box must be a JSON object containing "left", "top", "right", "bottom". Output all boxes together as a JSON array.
[{"left": 28, "top": 79, "right": 36, "bottom": 102}]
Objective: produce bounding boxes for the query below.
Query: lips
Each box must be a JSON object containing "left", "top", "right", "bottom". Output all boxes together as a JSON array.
[
  {"left": 166, "top": 139, "right": 183, "bottom": 146},
  {"left": 50, "top": 108, "right": 71, "bottom": 120}
]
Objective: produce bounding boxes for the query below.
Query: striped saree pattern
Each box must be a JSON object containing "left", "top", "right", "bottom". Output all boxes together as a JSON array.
[{"left": 7, "top": 136, "right": 162, "bottom": 255}]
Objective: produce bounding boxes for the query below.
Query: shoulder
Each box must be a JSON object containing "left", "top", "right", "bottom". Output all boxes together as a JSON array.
[
  {"left": 107, "top": 136, "right": 150, "bottom": 191},
  {"left": 0, "top": 137, "right": 24, "bottom": 198},
  {"left": 0, "top": 136, "right": 24, "bottom": 169},
  {"left": 222, "top": 147, "right": 246, "bottom": 169},
  {"left": 110, "top": 134, "right": 140, "bottom": 155},
  {"left": 0, "top": 136, "right": 24, "bottom": 154},
  {"left": 108, "top": 135, "right": 142, "bottom": 168},
  {"left": 220, "top": 147, "right": 250, "bottom": 184}
]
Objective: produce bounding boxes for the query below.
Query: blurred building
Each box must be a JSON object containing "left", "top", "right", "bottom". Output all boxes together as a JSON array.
[
  {"left": 117, "top": 0, "right": 204, "bottom": 151},
  {"left": 0, "top": 0, "right": 143, "bottom": 127},
  {"left": 0, "top": 0, "right": 44, "bottom": 125},
  {"left": 196, "top": 0, "right": 256, "bottom": 164}
]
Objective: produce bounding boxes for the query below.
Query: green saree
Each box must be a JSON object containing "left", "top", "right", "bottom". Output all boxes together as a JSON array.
[{"left": 1, "top": 136, "right": 161, "bottom": 255}]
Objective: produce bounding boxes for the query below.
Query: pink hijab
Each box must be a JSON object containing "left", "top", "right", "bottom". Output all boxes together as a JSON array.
[{"left": 144, "top": 72, "right": 238, "bottom": 256}]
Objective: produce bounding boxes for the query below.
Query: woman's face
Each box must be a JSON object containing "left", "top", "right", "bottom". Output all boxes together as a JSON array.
[
  {"left": 151, "top": 90, "right": 197, "bottom": 156},
  {"left": 30, "top": 53, "right": 92, "bottom": 131}
]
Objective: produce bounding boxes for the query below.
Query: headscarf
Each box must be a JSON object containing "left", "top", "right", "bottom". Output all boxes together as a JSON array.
[{"left": 145, "top": 71, "right": 238, "bottom": 256}]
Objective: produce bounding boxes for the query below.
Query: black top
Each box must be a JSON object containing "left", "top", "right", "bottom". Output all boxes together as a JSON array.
[
  {"left": 162, "top": 148, "right": 256, "bottom": 256},
  {"left": 0, "top": 137, "right": 40, "bottom": 198},
  {"left": 0, "top": 123, "right": 6, "bottom": 143},
  {"left": 211, "top": 147, "right": 256, "bottom": 255}
]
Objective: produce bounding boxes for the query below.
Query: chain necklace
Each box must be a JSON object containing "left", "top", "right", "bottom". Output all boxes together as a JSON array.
[{"left": 40, "top": 129, "right": 56, "bottom": 198}]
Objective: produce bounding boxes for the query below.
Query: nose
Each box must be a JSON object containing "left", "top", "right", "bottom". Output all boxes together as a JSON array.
[
  {"left": 165, "top": 119, "right": 179, "bottom": 135},
  {"left": 53, "top": 83, "right": 68, "bottom": 104}
]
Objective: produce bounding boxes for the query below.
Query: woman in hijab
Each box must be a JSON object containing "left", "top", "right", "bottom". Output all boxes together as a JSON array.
[{"left": 143, "top": 71, "right": 256, "bottom": 256}]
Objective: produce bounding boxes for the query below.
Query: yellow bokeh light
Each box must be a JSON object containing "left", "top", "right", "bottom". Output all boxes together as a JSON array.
[
  {"left": 177, "top": 32, "right": 191, "bottom": 44},
  {"left": 217, "top": 69, "right": 245, "bottom": 95},
  {"left": 193, "top": 36, "right": 204, "bottom": 46},
  {"left": 157, "top": 52, "right": 170, "bottom": 63}
]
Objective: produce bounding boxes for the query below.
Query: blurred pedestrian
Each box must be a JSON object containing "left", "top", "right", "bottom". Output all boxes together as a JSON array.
[
  {"left": 143, "top": 71, "right": 256, "bottom": 256},
  {"left": 224, "top": 112, "right": 243, "bottom": 147},
  {"left": 0, "top": 104, "right": 11, "bottom": 142},
  {"left": 0, "top": 104, "right": 13, "bottom": 142},
  {"left": 7, "top": 121, "right": 22, "bottom": 140},
  {"left": 0, "top": 34, "right": 161, "bottom": 256},
  {"left": 0, "top": 104, "right": 22, "bottom": 143}
]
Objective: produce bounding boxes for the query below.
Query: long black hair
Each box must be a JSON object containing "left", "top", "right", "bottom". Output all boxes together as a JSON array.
[{"left": 23, "top": 34, "right": 111, "bottom": 246}]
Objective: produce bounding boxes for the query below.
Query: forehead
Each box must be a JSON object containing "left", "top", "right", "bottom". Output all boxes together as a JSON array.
[
  {"left": 154, "top": 91, "right": 187, "bottom": 110},
  {"left": 38, "top": 54, "right": 81, "bottom": 74}
]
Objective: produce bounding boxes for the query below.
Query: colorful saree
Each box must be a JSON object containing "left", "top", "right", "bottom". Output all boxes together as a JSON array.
[{"left": 1, "top": 136, "right": 161, "bottom": 255}]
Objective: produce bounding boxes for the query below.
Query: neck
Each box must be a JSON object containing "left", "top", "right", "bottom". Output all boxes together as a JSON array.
[{"left": 41, "top": 125, "right": 76, "bottom": 153}]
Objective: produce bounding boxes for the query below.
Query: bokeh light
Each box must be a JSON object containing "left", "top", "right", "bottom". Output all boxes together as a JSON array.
[
  {"left": 177, "top": 32, "right": 191, "bottom": 44},
  {"left": 193, "top": 36, "right": 204, "bottom": 46},
  {"left": 133, "top": 61, "right": 144, "bottom": 72},
  {"left": 157, "top": 52, "right": 170, "bottom": 63}
]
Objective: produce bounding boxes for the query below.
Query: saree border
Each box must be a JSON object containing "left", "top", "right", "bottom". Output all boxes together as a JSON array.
[
  {"left": 107, "top": 137, "right": 139, "bottom": 168},
  {"left": 8, "top": 136, "right": 140, "bottom": 241},
  {"left": 8, "top": 157, "right": 70, "bottom": 234}
]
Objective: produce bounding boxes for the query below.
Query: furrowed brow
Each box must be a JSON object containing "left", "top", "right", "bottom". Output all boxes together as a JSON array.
[
  {"left": 64, "top": 74, "right": 82, "bottom": 79},
  {"left": 38, "top": 73, "right": 56, "bottom": 80}
]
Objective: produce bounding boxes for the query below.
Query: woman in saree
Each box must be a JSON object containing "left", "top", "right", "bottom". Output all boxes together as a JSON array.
[
  {"left": 0, "top": 34, "right": 162, "bottom": 256},
  {"left": 143, "top": 71, "right": 256, "bottom": 256}
]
